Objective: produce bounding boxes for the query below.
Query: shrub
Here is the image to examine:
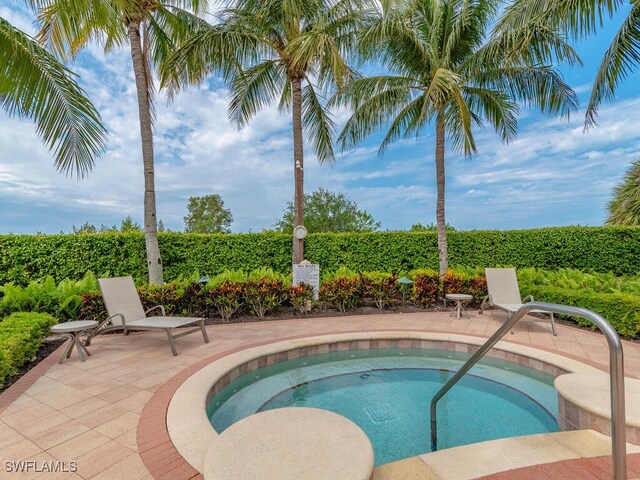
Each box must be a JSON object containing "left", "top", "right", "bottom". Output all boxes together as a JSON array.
[
  {"left": 410, "top": 269, "right": 440, "bottom": 307},
  {"left": 4, "top": 266, "right": 638, "bottom": 340},
  {"left": 207, "top": 270, "right": 246, "bottom": 321},
  {"left": 174, "top": 282, "right": 207, "bottom": 317},
  {"left": 137, "top": 282, "right": 184, "bottom": 316},
  {"left": 517, "top": 267, "right": 640, "bottom": 295},
  {"left": 0, "top": 272, "right": 98, "bottom": 321},
  {"left": 78, "top": 292, "right": 106, "bottom": 321},
  {"left": 521, "top": 284, "right": 640, "bottom": 338},
  {"left": 288, "top": 283, "right": 316, "bottom": 314},
  {"left": 320, "top": 267, "right": 361, "bottom": 312},
  {"left": 0, "top": 312, "right": 58, "bottom": 388},
  {"left": 244, "top": 268, "right": 287, "bottom": 318},
  {"left": 442, "top": 269, "right": 488, "bottom": 303},
  {"left": 361, "top": 272, "right": 399, "bottom": 309}
]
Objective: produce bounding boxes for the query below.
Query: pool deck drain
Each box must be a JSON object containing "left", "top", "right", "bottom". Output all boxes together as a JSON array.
[{"left": 1, "top": 310, "right": 640, "bottom": 480}]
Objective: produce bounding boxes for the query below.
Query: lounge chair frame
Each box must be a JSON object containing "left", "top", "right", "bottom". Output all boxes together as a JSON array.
[
  {"left": 479, "top": 268, "right": 557, "bottom": 336},
  {"left": 85, "top": 276, "right": 209, "bottom": 355}
]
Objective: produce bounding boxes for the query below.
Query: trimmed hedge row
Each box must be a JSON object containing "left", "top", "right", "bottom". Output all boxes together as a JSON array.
[
  {"left": 1, "top": 226, "right": 640, "bottom": 285},
  {"left": 78, "top": 269, "right": 486, "bottom": 321},
  {"left": 0, "top": 312, "right": 58, "bottom": 388},
  {"left": 521, "top": 284, "right": 640, "bottom": 338},
  {"left": 74, "top": 270, "right": 640, "bottom": 338}
]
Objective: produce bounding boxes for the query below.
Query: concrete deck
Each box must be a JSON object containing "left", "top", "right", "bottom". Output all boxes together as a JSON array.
[{"left": 1, "top": 309, "right": 639, "bottom": 480}]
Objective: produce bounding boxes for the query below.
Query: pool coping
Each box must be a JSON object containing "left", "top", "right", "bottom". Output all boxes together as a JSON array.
[{"left": 162, "top": 331, "right": 607, "bottom": 476}]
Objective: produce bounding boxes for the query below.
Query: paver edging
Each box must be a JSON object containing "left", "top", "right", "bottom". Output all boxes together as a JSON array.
[{"left": 0, "top": 342, "right": 67, "bottom": 415}]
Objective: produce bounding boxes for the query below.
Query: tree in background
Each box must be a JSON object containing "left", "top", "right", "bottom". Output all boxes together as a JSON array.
[
  {"left": 410, "top": 223, "right": 456, "bottom": 232},
  {"left": 334, "top": 0, "right": 577, "bottom": 275},
  {"left": 607, "top": 159, "right": 640, "bottom": 226},
  {"left": 0, "top": 17, "right": 106, "bottom": 177},
  {"left": 184, "top": 195, "right": 233, "bottom": 233},
  {"left": 161, "top": 0, "right": 369, "bottom": 262},
  {"left": 33, "top": 0, "right": 208, "bottom": 284},
  {"left": 71, "top": 222, "right": 98, "bottom": 234},
  {"left": 119, "top": 216, "right": 144, "bottom": 233},
  {"left": 274, "top": 187, "right": 380, "bottom": 233},
  {"left": 72, "top": 216, "right": 143, "bottom": 234}
]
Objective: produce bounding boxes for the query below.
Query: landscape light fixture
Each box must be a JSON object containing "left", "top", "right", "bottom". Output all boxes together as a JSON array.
[
  {"left": 197, "top": 277, "right": 211, "bottom": 319},
  {"left": 397, "top": 276, "right": 413, "bottom": 306}
]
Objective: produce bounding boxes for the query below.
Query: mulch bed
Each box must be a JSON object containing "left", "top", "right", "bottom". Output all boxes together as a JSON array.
[{"left": 203, "top": 303, "right": 432, "bottom": 325}]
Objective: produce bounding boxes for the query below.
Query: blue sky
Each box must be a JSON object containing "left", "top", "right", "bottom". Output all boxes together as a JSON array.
[{"left": 1, "top": 3, "right": 639, "bottom": 234}]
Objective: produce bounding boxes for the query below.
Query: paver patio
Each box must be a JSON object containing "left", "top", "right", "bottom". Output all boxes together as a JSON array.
[{"left": 1, "top": 309, "right": 639, "bottom": 480}]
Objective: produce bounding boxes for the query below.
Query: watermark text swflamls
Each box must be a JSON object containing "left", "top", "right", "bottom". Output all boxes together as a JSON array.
[{"left": 4, "top": 460, "right": 77, "bottom": 473}]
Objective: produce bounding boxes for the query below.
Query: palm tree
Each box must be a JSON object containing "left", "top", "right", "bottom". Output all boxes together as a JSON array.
[
  {"left": 161, "top": 0, "right": 369, "bottom": 263},
  {"left": 31, "top": 0, "right": 207, "bottom": 283},
  {"left": 0, "top": 16, "right": 106, "bottom": 177},
  {"left": 334, "top": 0, "right": 578, "bottom": 274},
  {"left": 495, "top": 0, "right": 640, "bottom": 127},
  {"left": 607, "top": 159, "right": 640, "bottom": 226}
]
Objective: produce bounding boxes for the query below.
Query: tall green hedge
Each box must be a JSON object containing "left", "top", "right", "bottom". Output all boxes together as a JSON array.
[
  {"left": 521, "top": 284, "right": 640, "bottom": 338},
  {"left": 1, "top": 226, "right": 639, "bottom": 285}
]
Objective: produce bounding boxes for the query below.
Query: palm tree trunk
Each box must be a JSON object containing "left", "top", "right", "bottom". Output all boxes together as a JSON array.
[
  {"left": 435, "top": 112, "right": 448, "bottom": 275},
  {"left": 127, "top": 23, "right": 163, "bottom": 285},
  {"left": 291, "top": 76, "right": 305, "bottom": 264}
]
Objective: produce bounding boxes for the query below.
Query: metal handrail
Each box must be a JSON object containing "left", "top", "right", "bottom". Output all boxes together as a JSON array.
[{"left": 429, "top": 302, "right": 627, "bottom": 480}]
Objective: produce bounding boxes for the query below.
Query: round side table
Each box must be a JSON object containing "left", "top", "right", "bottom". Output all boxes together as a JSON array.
[
  {"left": 445, "top": 294, "right": 473, "bottom": 320},
  {"left": 51, "top": 320, "right": 98, "bottom": 364}
]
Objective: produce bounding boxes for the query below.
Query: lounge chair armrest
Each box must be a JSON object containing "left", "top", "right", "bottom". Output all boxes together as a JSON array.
[
  {"left": 145, "top": 305, "right": 166, "bottom": 316},
  {"left": 99, "top": 313, "right": 125, "bottom": 328},
  {"left": 85, "top": 313, "right": 124, "bottom": 345},
  {"left": 523, "top": 294, "right": 534, "bottom": 303}
]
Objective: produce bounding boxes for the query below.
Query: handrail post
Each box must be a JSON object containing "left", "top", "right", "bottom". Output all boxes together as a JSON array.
[{"left": 429, "top": 302, "right": 626, "bottom": 480}]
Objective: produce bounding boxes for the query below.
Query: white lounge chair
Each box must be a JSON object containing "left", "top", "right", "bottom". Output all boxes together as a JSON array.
[
  {"left": 480, "top": 268, "right": 557, "bottom": 336},
  {"left": 85, "top": 276, "right": 209, "bottom": 355}
]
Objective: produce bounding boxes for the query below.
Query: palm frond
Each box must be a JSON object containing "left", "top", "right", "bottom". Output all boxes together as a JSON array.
[
  {"left": 34, "top": 0, "right": 126, "bottom": 58},
  {"left": 444, "top": 0, "right": 499, "bottom": 67},
  {"left": 479, "top": 22, "right": 582, "bottom": 69},
  {"left": 148, "top": 6, "right": 211, "bottom": 72},
  {"left": 478, "top": 65, "right": 578, "bottom": 118},
  {"left": 301, "top": 81, "right": 336, "bottom": 165},
  {"left": 333, "top": 75, "right": 417, "bottom": 150},
  {"left": 606, "top": 158, "right": 640, "bottom": 226},
  {"left": 0, "top": 16, "right": 107, "bottom": 177},
  {"left": 228, "top": 60, "right": 286, "bottom": 127},
  {"left": 359, "top": 5, "right": 434, "bottom": 74},
  {"left": 278, "top": 79, "right": 292, "bottom": 113},
  {"left": 160, "top": 23, "right": 261, "bottom": 97},
  {"left": 448, "top": 82, "right": 476, "bottom": 156},
  {"left": 586, "top": 3, "right": 640, "bottom": 127},
  {"left": 496, "top": 0, "right": 622, "bottom": 40},
  {"left": 379, "top": 94, "right": 433, "bottom": 153},
  {"left": 424, "top": 67, "right": 461, "bottom": 106},
  {"left": 463, "top": 86, "right": 519, "bottom": 144}
]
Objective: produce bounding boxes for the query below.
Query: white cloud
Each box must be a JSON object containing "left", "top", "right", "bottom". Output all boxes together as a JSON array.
[{"left": 2, "top": 4, "right": 640, "bottom": 234}]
